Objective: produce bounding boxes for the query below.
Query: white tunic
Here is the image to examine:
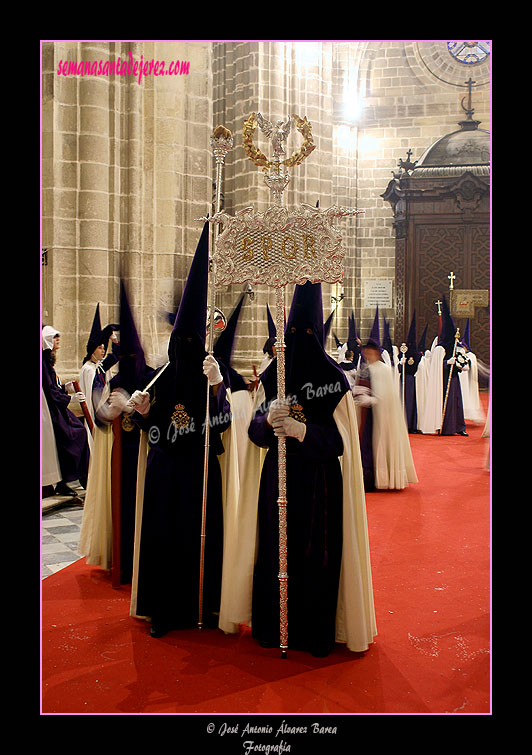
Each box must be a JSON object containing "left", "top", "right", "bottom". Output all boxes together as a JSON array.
[
  {"left": 458, "top": 350, "right": 485, "bottom": 424},
  {"left": 362, "top": 360, "right": 418, "bottom": 490}
]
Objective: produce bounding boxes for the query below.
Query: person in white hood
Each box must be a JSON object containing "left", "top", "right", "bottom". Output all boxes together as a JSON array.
[{"left": 42, "top": 325, "right": 89, "bottom": 496}]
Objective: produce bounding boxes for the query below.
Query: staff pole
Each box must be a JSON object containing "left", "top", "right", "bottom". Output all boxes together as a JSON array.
[
  {"left": 439, "top": 328, "right": 460, "bottom": 435},
  {"left": 198, "top": 126, "right": 232, "bottom": 630},
  {"left": 400, "top": 342, "right": 407, "bottom": 417}
]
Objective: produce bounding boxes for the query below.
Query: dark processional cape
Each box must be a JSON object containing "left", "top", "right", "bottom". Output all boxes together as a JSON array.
[
  {"left": 42, "top": 349, "right": 89, "bottom": 487},
  {"left": 129, "top": 222, "right": 240, "bottom": 630},
  {"left": 131, "top": 360, "right": 232, "bottom": 628}
]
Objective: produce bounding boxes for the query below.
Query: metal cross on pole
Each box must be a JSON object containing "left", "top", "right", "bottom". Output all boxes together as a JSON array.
[
  {"left": 208, "top": 112, "right": 364, "bottom": 658},
  {"left": 461, "top": 76, "right": 476, "bottom": 119}
]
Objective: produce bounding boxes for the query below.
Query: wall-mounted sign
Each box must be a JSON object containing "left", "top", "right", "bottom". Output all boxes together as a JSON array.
[
  {"left": 363, "top": 279, "right": 393, "bottom": 308},
  {"left": 450, "top": 289, "right": 489, "bottom": 318}
]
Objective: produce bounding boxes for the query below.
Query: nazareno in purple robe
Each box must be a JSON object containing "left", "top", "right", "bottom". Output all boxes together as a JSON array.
[
  {"left": 133, "top": 351, "right": 231, "bottom": 630},
  {"left": 106, "top": 280, "right": 156, "bottom": 585},
  {"left": 398, "top": 353, "right": 421, "bottom": 433},
  {"left": 355, "top": 363, "right": 375, "bottom": 492},
  {"left": 440, "top": 362, "right": 466, "bottom": 435},
  {"left": 133, "top": 221, "right": 232, "bottom": 632},
  {"left": 42, "top": 349, "right": 89, "bottom": 487},
  {"left": 437, "top": 295, "right": 466, "bottom": 436},
  {"left": 250, "top": 281, "right": 350, "bottom": 657}
]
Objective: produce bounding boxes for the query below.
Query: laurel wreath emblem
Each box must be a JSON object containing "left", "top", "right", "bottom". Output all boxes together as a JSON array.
[{"left": 242, "top": 113, "right": 316, "bottom": 171}]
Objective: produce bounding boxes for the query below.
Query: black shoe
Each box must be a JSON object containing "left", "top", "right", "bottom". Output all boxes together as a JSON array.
[
  {"left": 54, "top": 481, "right": 78, "bottom": 497},
  {"left": 150, "top": 624, "right": 169, "bottom": 638},
  {"left": 201, "top": 612, "right": 220, "bottom": 630},
  {"left": 258, "top": 638, "right": 278, "bottom": 648},
  {"left": 311, "top": 643, "right": 333, "bottom": 658},
  {"left": 458, "top": 431, "right": 469, "bottom": 436}
]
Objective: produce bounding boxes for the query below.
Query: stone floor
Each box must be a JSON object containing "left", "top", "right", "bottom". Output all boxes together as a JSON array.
[{"left": 41, "top": 484, "right": 85, "bottom": 579}]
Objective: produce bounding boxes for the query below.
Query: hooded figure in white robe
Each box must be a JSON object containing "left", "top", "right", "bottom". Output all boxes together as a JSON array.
[
  {"left": 77, "top": 307, "right": 120, "bottom": 569},
  {"left": 353, "top": 318, "right": 417, "bottom": 491},
  {"left": 457, "top": 320, "right": 485, "bottom": 425},
  {"left": 418, "top": 296, "right": 467, "bottom": 436}
]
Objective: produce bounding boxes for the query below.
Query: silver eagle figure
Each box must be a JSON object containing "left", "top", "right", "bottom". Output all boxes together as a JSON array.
[{"left": 256, "top": 113, "right": 292, "bottom": 161}]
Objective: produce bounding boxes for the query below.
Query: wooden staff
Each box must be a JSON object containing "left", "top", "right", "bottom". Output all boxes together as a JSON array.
[
  {"left": 111, "top": 415, "right": 122, "bottom": 588},
  {"left": 73, "top": 380, "right": 94, "bottom": 435},
  {"left": 439, "top": 328, "right": 460, "bottom": 435},
  {"left": 252, "top": 364, "right": 260, "bottom": 394}
]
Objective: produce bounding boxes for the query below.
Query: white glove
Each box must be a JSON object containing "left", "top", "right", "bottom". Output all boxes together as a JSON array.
[
  {"left": 129, "top": 390, "right": 150, "bottom": 416},
  {"left": 95, "top": 402, "right": 121, "bottom": 422},
  {"left": 447, "top": 357, "right": 456, "bottom": 365},
  {"left": 109, "top": 388, "right": 134, "bottom": 415},
  {"left": 352, "top": 384, "right": 370, "bottom": 397},
  {"left": 203, "top": 355, "right": 223, "bottom": 386},
  {"left": 272, "top": 416, "right": 306, "bottom": 442},
  {"left": 355, "top": 393, "right": 377, "bottom": 408},
  {"left": 73, "top": 391, "right": 86, "bottom": 403},
  {"left": 399, "top": 356, "right": 406, "bottom": 365},
  {"left": 64, "top": 381, "right": 75, "bottom": 394},
  {"left": 267, "top": 397, "right": 291, "bottom": 426},
  {"left": 111, "top": 331, "right": 119, "bottom": 343},
  {"left": 337, "top": 343, "right": 347, "bottom": 363}
]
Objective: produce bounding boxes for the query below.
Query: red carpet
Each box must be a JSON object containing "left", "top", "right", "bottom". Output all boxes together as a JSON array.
[{"left": 41, "top": 395, "right": 490, "bottom": 716}]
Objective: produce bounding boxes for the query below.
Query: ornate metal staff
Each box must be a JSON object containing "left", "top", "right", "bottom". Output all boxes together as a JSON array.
[
  {"left": 400, "top": 342, "right": 407, "bottom": 415},
  {"left": 439, "top": 327, "right": 460, "bottom": 435},
  {"left": 253, "top": 113, "right": 305, "bottom": 659},
  {"left": 197, "top": 126, "right": 233, "bottom": 631},
  {"left": 209, "top": 112, "right": 363, "bottom": 658}
]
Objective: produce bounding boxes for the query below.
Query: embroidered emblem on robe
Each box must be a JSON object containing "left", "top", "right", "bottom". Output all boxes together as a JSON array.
[
  {"left": 456, "top": 352, "right": 469, "bottom": 370},
  {"left": 171, "top": 403, "right": 191, "bottom": 429},
  {"left": 121, "top": 414, "right": 135, "bottom": 432},
  {"left": 289, "top": 403, "right": 306, "bottom": 424}
]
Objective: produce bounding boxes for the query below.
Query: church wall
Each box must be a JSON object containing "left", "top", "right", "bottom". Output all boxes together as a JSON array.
[
  {"left": 42, "top": 40, "right": 214, "bottom": 382},
  {"left": 352, "top": 41, "right": 490, "bottom": 343}
]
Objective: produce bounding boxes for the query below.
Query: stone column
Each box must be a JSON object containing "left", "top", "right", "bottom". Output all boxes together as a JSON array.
[
  {"left": 77, "top": 41, "right": 116, "bottom": 367},
  {"left": 42, "top": 41, "right": 214, "bottom": 379},
  {"left": 42, "top": 41, "right": 83, "bottom": 378}
]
